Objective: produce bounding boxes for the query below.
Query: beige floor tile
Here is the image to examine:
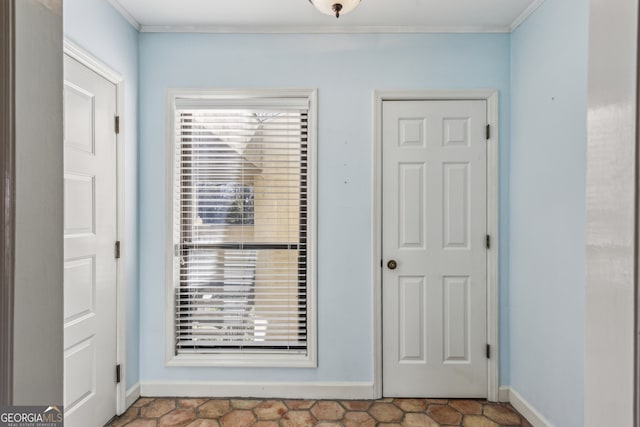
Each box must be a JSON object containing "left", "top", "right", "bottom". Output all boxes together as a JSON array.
[
  {"left": 132, "top": 398, "right": 155, "bottom": 408},
  {"left": 394, "top": 399, "right": 427, "bottom": 412},
  {"left": 230, "top": 399, "right": 262, "bottom": 410},
  {"left": 426, "top": 404, "right": 462, "bottom": 425},
  {"left": 184, "top": 420, "right": 220, "bottom": 427},
  {"left": 178, "top": 399, "right": 208, "bottom": 409},
  {"left": 159, "top": 408, "right": 196, "bottom": 427},
  {"left": 462, "top": 415, "right": 500, "bottom": 427},
  {"left": 369, "top": 402, "right": 404, "bottom": 423},
  {"left": 342, "top": 411, "right": 376, "bottom": 427},
  {"left": 140, "top": 399, "right": 176, "bottom": 418},
  {"left": 220, "top": 409, "right": 256, "bottom": 427},
  {"left": 284, "top": 400, "right": 315, "bottom": 410},
  {"left": 107, "top": 396, "right": 532, "bottom": 427},
  {"left": 280, "top": 410, "right": 316, "bottom": 427},
  {"left": 449, "top": 400, "right": 483, "bottom": 415},
  {"left": 310, "top": 401, "right": 345, "bottom": 421},
  {"left": 340, "top": 400, "right": 372, "bottom": 411},
  {"left": 402, "top": 413, "right": 439, "bottom": 427},
  {"left": 253, "top": 400, "right": 288, "bottom": 420},
  {"left": 197, "top": 400, "right": 231, "bottom": 419},
  {"left": 483, "top": 404, "right": 521, "bottom": 425},
  {"left": 124, "top": 420, "right": 157, "bottom": 427}
]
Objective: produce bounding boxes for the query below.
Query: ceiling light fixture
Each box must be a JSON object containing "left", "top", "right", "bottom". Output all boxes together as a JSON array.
[{"left": 308, "top": 0, "right": 361, "bottom": 18}]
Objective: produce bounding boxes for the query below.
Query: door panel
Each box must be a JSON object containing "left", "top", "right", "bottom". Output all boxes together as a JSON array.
[
  {"left": 63, "top": 54, "right": 117, "bottom": 427},
  {"left": 398, "top": 163, "right": 425, "bottom": 249},
  {"left": 382, "top": 100, "right": 487, "bottom": 397},
  {"left": 443, "top": 163, "right": 470, "bottom": 249},
  {"left": 398, "top": 277, "right": 426, "bottom": 363},
  {"left": 443, "top": 276, "right": 470, "bottom": 362}
]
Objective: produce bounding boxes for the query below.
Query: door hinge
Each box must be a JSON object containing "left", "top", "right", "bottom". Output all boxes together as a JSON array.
[
  {"left": 486, "top": 124, "right": 490, "bottom": 140},
  {"left": 486, "top": 344, "right": 491, "bottom": 359},
  {"left": 486, "top": 235, "right": 491, "bottom": 249},
  {"left": 116, "top": 364, "right": 121, "bottom": 383},
  {"left": 115, "top": 241, "right": 121, "bottom": 259},
  {"left": 115, "top": 116, "right": 120, "bottom": 134}
]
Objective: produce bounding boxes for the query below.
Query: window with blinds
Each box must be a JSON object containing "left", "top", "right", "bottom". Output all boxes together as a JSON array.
[{"left": 169, "top": 92, "right": 315, "bottom": 362}]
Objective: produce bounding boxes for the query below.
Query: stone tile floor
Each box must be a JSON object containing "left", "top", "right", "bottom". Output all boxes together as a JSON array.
[{"left": 106, "top": 397, "right": 532, "bottom": 427}]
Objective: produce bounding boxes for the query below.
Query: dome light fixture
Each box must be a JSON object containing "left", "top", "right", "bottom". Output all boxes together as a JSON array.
[{"left": 308, "top": 0, "right": 361, "bottom": 18}]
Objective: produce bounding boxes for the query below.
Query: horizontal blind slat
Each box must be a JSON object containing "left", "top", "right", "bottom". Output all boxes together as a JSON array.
[{"left": 174, "top": 104, "right": 309, "bottom": 355}]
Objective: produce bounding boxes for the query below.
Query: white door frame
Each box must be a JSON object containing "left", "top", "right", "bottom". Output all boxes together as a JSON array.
[
  {"left": 63, "top": 38, "right": 127, "bottom": 415},
  {"left": 372, "top": 90, "right": 499, "bottom": 401}
]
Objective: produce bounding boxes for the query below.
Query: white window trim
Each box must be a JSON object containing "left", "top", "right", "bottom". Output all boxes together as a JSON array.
[{"left": 164, "top": 88, "right": 318, "bottom": 368}]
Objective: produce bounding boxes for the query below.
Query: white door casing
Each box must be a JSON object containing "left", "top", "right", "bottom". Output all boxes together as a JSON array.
[
  {"left": 381, "top": 99, "right": 489, "bottom": 397},
  {"left": 63, "top": 54, "right": 118, "bottom": 426}
]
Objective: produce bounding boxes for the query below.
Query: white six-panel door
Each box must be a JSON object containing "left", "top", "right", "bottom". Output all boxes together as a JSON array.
[
  {"left": 63, "top": 54, "right": 118, "bottom": 426},
  {"left": 382, "top": 100, "right": 487, "bottom": 397}
]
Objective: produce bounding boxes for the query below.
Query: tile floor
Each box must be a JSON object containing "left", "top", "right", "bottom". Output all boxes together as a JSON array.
[{"left": 106, "top": 397, "right": 532, "bottom": 427}]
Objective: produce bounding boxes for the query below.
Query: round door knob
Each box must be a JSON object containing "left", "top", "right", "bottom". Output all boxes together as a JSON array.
[{"left": 387, "top": 260, "right": 398, "bottom": 270}]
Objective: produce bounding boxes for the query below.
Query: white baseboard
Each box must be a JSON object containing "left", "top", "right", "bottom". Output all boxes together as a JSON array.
[
  {"left": 140, "top": 381, "right": 375, "bottom": 400},
  {"left": 498, "top": 385, "right": 510, "bottom": 402},
  {"left": 125, "top": 383, "right": 141, "bottom": 408},
  {"left": 508, "top": 388, "right": 553, "bottom": 427}
]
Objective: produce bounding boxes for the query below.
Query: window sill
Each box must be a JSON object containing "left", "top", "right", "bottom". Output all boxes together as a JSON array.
[{"left": 166, "top": 353, "right": 317, "bottom": 368}]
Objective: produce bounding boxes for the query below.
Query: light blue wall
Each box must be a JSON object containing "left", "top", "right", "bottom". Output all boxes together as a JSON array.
[
  {"left": 64, "top": 0, "right": 140, "bottom": 389},
  {"left": 138, "top": 33, "right": 511, "bottom": 384},
  {"left": 510, "top": 0, "right": 588, "bottom": 425},
  {"left": 60, "top": 1, "right": 595, "bottom": 413}
]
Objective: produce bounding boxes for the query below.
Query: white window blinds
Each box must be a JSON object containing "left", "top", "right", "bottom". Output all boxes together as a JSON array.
[{"left": 173, "top": 97, "right": 309, "bottom": 355}]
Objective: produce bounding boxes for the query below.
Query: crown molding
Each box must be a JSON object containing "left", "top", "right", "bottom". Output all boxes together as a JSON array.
[
  {"left": 509, "top": 0, "right": 545, "bottom": 31},
  {"left": 104, "top": 0, "right": 141, "bottom": 31},
  {"left": 139, "top": 24, "right": 511, "bottom": 34},
  {"left": 104, "top": 0, "right": 542, "bottom": 35}
]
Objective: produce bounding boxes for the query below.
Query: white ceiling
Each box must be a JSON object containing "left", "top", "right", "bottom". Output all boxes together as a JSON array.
[{"left": 109, "top": 0, "right": 544, "bottom": 33}]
